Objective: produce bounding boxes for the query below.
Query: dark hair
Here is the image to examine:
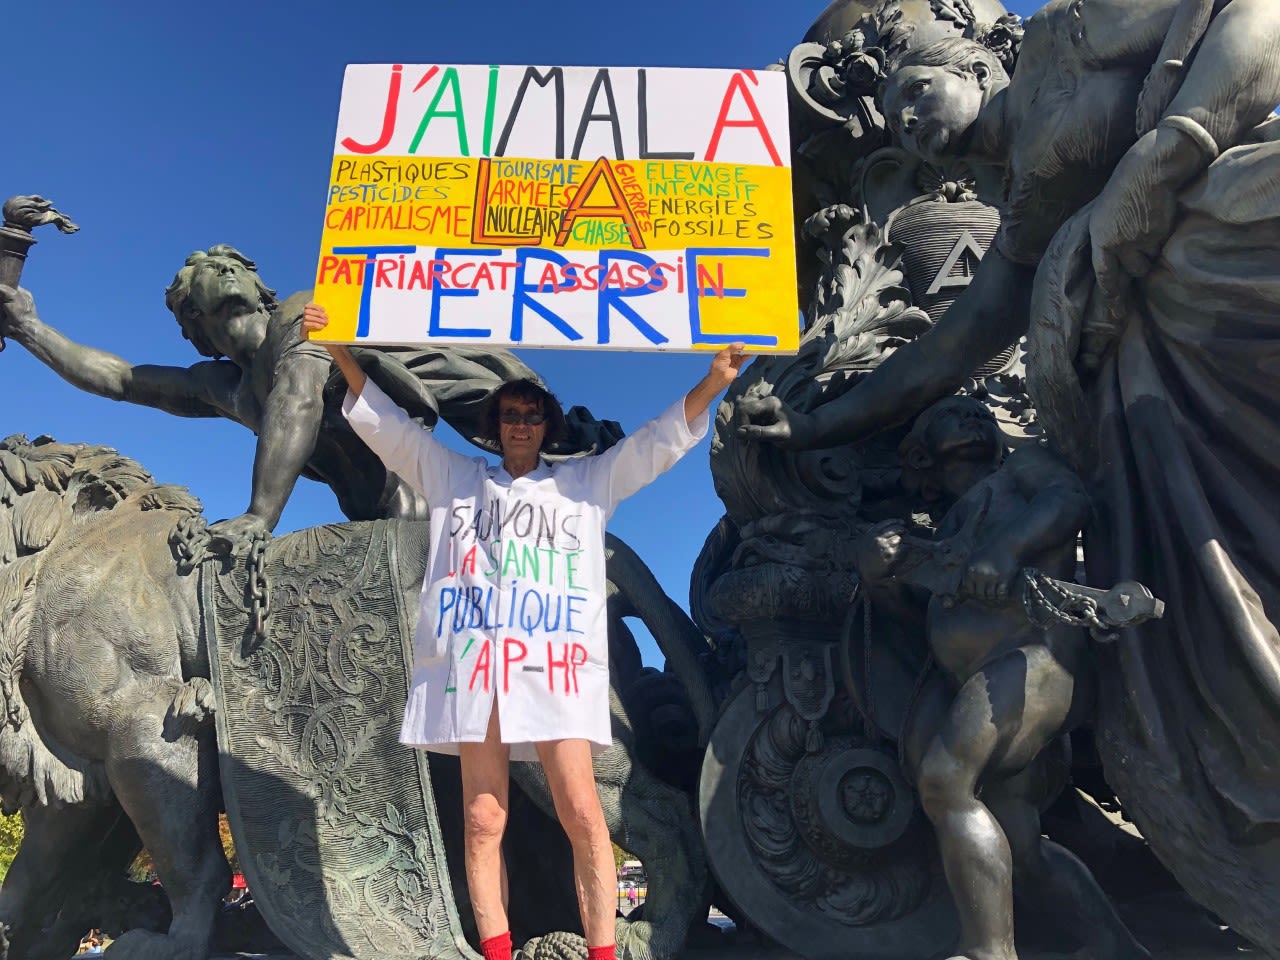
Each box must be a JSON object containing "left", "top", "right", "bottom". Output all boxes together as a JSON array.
[
  {"left": 164, "top": 244, "right": 278, "bottom": 359},
  {"left": 483, "top": 379, "right": 567, "bottom": 452}
]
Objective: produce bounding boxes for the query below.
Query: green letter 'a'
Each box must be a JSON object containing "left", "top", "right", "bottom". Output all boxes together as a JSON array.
[{"left": 410, "top": 67, "right": 469, "bottom": 155}]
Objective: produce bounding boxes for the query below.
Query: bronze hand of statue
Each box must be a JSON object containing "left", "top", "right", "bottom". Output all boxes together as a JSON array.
[
  {"left": 854, "top": 519, "right": 908, "bottom": 583},
  {"left": 961, "top": 540, "right": 1021, "bottom": 604},
  {"left": 1089, "top": 124, "right": 1212, "bottom": 342},
  {"left": 735, "top": 395, "right": 819, "bottom": 450},
  {"left": 0, "top": 284, "right": 35, "bottom": 343},
  {"left": 1, "top": 196, "right": 79, "bottom": 235},
  {"left": 207, "top": 512, "right": 272, "bottom": 558}
]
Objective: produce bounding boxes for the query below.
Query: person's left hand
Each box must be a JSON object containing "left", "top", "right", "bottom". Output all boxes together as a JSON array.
[
  {"left": 208, "top": 512, "right": 272, "bottom": 557},
  {"left": 962, "top": 542, "right": 1021, "bottom": 603},
  {"left": 708, "top": 341, "right": 748, "bottom": 390}
]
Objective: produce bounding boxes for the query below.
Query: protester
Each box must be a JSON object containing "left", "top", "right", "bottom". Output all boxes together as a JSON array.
[{"left": 301, "top": 302, "right": 744, "bottom": 960}]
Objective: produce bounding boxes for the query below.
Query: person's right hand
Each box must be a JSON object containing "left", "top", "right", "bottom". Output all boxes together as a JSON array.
[
  {"left": 301, "top": 302, "right": 330, "bottom": 339},
  {"left": 735, "top": 395, "right": 818, "bottom": 449},
  {"left": 0, "top": 285, "right": 37, "bottom": 339}
]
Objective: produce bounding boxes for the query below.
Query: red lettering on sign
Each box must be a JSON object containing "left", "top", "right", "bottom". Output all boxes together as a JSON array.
[
  {"left": 503, "top": 637, "right": 528, "bottom": 694},
  {"left": 468, "top": 640, "right": 492, "bottom": 693},
  {"left": 705, "top": 70, "right": 782, "bottom": 167},
  {"left": 341, "top": 64, "right": 408, "bottom": 155}
]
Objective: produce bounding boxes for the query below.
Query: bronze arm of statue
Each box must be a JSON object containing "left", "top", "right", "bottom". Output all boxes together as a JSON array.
[
  {"left": 738, "top": 248, "right": 1033, "bottom": 449},
  {"left": 956, "top": 441, "right": 1092, "bottom": 602},
  {"left": 228, "top": 336, "right": 330, "bottom": 543},
  {"left": 1087, "top": 0, "right": 1280, "bottom": 320},
  {"left": 0, "top": 246, "right": 328, "bottom": 552},
  {"left": 0, "top": 244, "right": 624, "bottom": 549},
  {"left": 0, "top": 285, "right": 239, "bottom": 420}
]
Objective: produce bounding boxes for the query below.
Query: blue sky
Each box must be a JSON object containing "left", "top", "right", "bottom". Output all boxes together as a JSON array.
[{"left": 2, "top": 0, "right": 1038, "bottom": 666}]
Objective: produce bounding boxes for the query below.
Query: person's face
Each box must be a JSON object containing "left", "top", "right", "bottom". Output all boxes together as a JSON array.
[
  {"left": 187, "top": 255, "right": 261, "bottom": 318},
  {"left": 498, "top": 396, "right": 548, "bottom": 461},
  {"left": 883, "top": 63, "right": 984, "bottom": 163}
]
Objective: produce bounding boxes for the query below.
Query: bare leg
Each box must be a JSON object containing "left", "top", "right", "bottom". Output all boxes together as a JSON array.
[
  {"left": 988, "top": 773, "right": 1150, "bottom": 960},
  {"left": 917, "top": 697, "right": 1015, "bottom": 960},
  {"left": 535, "top": 738, "right": 616, "bottom": 948},
  {"left": 460, "top": 703, "right": 512, "bottom": 941},
  {"left": 917, "top": 646, "right": 1080, "bottom": 960},
  {"left": 509, "top": 688, "right": 708, "bottom": 960}
]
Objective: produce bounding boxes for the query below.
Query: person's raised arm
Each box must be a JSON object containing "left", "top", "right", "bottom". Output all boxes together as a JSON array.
[
  {"left": 579, "top": 343, "right": 746, "bottom": 513},
  {"left": 0, "top": 285, "right": 231, "bottom": 418},
  {"left": 302, "top": 302, "right": 366, "bottom": 396},
  {"left": 302, "top": 302, "right": 461, "bottom": 502},
  {"left": 738, "top": 249, "right": 1034, "bottom": 449},
  {"left": 684, "top": 342, "right": 748, "bottom": 425}
]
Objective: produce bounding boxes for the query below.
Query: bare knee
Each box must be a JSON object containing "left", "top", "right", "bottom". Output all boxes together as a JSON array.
[{"left": 465, "top": 793, "right": 507, "bottom": 847}]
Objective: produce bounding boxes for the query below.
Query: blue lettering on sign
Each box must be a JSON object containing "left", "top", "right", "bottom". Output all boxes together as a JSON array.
[
  {"left": 332, "top": 244, "right": 417, "bottom": 337},
  {"left": 512, "top": 248, "right": 583, "bottom": 342},
  {"left": 566, "top": 594, "right": 586, "bottom": 634},
  {"left": 685, "top": 247, "right": 776, "bottom": 346},
  {"left": 598, "top": 250, "right": 667, "bottom": 346},
  {"left": 430, "top": 247, "right": 500, "bottom": 338}
]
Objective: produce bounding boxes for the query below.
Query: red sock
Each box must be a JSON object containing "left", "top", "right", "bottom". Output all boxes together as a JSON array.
[
  {"left": 480, "top": 931, "right": 512, "bottom": 960},
  {"left": 587, "top": 945, "right": 616, "bottom": 960}
]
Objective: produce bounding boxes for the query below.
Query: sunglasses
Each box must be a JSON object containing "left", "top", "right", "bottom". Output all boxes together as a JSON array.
[{"left": 499, "top": 411, "right": 546, "bottom": 426}]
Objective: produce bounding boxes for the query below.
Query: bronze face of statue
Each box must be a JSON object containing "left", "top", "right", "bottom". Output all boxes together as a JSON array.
[
  {"left": 880, "top": 42, "right": 1008, "bottom": 165},
  {"left": 169, "top": 247, "right": 275, "bottom": 362}
]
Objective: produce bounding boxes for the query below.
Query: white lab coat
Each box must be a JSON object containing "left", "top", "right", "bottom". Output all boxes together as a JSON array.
[{"left": 343, "top": 378, "right": 707, "bottom": 760}]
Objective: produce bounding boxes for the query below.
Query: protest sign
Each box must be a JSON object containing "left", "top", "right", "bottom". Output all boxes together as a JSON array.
[{"left": 312, "top": 64, "right": 798, "bottom": 353}]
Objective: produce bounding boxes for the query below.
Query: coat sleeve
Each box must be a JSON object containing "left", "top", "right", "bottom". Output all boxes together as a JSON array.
[
  {"left": 342, "top": 377, "right": 472, "bottom": 501},
  {"left": 573, "top": 399, "right": 709, "bottom": 517}
]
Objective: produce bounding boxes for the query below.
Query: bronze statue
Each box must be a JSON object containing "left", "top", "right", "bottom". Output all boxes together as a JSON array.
[
  {"left": 857, "top": 396, "right": 1147, "bottom": 960},
  {"left": 737, "top": 0, "right": 1280, "bottom": 952},
  {"left": 0, "top": 247, "right": 698, "bottom": 960},
  {"left": 741, "top": 0, "right": 1280, "bottom": 449}
]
